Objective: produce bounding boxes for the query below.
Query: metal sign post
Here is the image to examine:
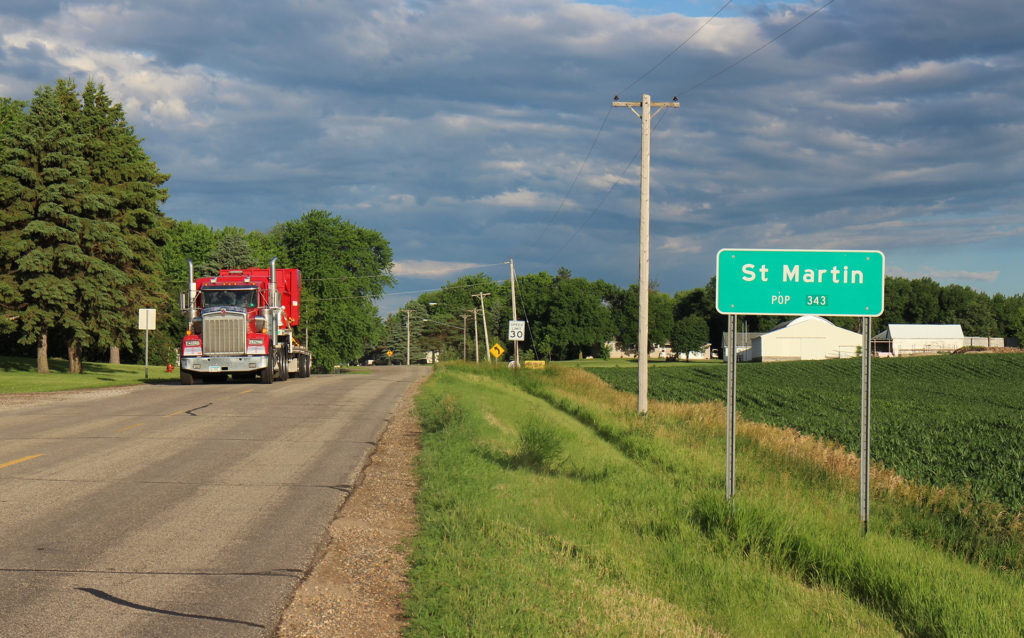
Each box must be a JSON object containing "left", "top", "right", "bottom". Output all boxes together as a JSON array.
[
  {"left": 508, "top": 320, "right": 525, "bottom": 379},
  {"left": 860, "top": 316, "right": 872, "bottom": 534},
  {"left": 137, "top": 308, "right": 156, "bottom": 380},
  {"left": 726, "top": 314, "right": 737, "bottom": 501}
]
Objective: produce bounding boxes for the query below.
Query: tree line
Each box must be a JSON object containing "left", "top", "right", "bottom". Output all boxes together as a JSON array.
[
  {"left": 389, "top": 270, "right": 1024, "bottom": 363},
  {"left": 1, "top": 80, "right": 393, "bottom": 373}
]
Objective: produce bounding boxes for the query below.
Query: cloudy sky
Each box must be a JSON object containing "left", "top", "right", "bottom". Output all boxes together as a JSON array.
[{"left": 2, "top": 0, "right": 1022, "bottom": 315}]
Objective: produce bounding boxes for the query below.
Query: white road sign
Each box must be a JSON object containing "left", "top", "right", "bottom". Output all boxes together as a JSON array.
[
  {"left": 507, "top": 320, "right": 525, "bottom": 341},
  {"left": 137, "top": 308, "right": 156, "bottom": 330}
]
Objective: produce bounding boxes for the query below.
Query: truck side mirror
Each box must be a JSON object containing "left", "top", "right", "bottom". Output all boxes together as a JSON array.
[{"left": 179, "top": 291, "right": 187, "bottom": 312}]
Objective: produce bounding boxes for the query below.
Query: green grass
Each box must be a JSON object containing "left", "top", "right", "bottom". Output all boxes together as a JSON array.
[
  {"left": 586, "top": 354, "right": 1024, "bottom": 510},
  {"left": 405, "top": 363, "right": 1024, "bottom": 636},
  {"left": 0, "top": 355, "right": 177, "bottom": 393}
]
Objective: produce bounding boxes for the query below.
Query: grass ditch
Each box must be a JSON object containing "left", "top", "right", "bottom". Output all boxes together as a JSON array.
[{"left": 406, "top": 362, "right": 1024, "bottom": 636}]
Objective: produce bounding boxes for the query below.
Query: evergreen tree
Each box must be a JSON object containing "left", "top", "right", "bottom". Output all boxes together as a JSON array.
[
  {"left": 0, "top": 80, "right": 169, "bottom": 371},
  {"left": 0, "top": 98, "right": 27, "bottom": 137},
  {"left": 204, "top": 227, "right": 255, "bottom": 274},
  {"left": 0, "top": 98, "right": 28, "bottom": 339},
  {"left": 0, "top": 80, "right": 90, "bottom": 373},
  {"left": 79, "top": 80, "right": 170, "bottom": 365}
]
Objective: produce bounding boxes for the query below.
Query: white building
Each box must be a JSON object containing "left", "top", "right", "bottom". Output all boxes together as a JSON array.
[
  {"left": 743, "top": 316, "right": 863, "bottom": 362},
  {"left": 720, "top": 331, "right": 762, "bottom": 361},
  {"left": 873, "top": 324, "right": 964, "bottom": 356}
]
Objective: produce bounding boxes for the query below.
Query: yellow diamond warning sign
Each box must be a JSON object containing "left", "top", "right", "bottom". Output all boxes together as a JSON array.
[{"left": 489, "top": 343, "right": 505, "bottom": 358}]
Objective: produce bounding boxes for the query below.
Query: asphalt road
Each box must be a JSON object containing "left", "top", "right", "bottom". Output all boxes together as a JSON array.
[{"left": 0, "top": 366, "right": 429, "bottom": 637}]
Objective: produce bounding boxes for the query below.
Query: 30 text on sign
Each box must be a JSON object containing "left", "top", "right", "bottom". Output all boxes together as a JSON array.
[
  {"left": 507, "top": 320, "right": 525, "bottom": 342},
  {"left": 716, "top": 249, "right": 885, "bottom": 317}
]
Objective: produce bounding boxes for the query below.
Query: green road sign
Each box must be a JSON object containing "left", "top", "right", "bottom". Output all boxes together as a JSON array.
[{"left": 716, "top": 249, "right": 885, "bottom": 316}]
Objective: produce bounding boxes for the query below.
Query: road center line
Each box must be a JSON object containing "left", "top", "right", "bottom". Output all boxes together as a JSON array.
[
  {"left": 116, "top": 421, "right": 147, "bottom": 433},
  {"left": 0, "top": 454, "right": 44, "bottom": 470}
]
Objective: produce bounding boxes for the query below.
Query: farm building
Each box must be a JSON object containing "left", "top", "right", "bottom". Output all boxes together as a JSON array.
[
  {"left": 741, "top": 316, "right": 862, "bottom": 362},
  {"left": 873, "top": 324, "right": 964, "bottom": 356},
  {"left": 721, "top": 331, "right": 762, "bottom": 361}
]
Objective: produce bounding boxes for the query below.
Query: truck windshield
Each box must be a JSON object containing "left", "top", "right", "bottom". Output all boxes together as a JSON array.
[{"left": 201, "top": 288, "right": 258, "bottom": 308}]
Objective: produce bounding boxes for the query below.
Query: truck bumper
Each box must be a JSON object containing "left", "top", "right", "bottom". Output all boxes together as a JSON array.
[{"left": 181, "top": 355, "right": 269, "bottom": 374}]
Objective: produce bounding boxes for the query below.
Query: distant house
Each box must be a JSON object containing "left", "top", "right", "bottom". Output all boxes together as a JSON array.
[
  {"left": 605, "top": 341, "right": 669, "bottom": 359},
  {"left": 740, "top": 316, "right": 862, "bottom": 362},
  {"left": 873, "top": 324, "right": 964, "bottom": 356},
  {"left": 670, "top": 343, "right": 715, "bottom": 361}
]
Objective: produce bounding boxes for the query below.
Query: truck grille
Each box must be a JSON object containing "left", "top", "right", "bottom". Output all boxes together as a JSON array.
[{"left": 203, "top": 312, "right": 247, "bottom": 355}]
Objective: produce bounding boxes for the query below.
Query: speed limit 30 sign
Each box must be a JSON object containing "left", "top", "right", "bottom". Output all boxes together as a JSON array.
[{"left": 507, "top": 320, "right": 525, "bottom": 341}]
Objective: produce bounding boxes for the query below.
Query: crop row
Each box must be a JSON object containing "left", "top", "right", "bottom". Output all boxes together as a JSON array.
[{"left": 589, "top": 354, "right": 1024, "bottom": 509}]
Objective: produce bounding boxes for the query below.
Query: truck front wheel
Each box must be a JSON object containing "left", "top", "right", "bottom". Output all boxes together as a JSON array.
[{"left": 180, "top": 369, "right": 194, "bottom": 386}]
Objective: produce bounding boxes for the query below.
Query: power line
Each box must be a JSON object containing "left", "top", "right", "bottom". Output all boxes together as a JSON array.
[
  {"left": 537, "top": 0, "right": 837, "bottom": 273},
  {"left": 520, "top": 105, "right": 614, "bottom": 253},
  {"left": 619, "top": 0, "right": 734, "bottom": 96},
  {"left": 515, "top": 1, "right": 735, "bottom": 258},
  {"left": 677, "top": 0, "right": 837, "bottom": 99}
]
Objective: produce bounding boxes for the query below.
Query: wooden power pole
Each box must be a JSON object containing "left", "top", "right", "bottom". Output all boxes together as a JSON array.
[
  {"left": 404, "top": 309, "right": 412, "bottom": 366},
  {"left": 613, "top": 93, "right": 679, "bottom": 415},
  {"left": 473, "top": 292, "right": 492, "bottom": 363}
]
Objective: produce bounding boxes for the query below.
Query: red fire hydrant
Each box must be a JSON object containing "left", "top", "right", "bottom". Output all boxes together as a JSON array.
[{"left": 166, "top": 363, "right": 174, "bottom": 373}]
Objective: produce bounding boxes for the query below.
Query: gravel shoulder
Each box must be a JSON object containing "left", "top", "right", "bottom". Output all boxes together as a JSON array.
[{"left": 274, "top": 373, "right": 425, "bottom": 637}]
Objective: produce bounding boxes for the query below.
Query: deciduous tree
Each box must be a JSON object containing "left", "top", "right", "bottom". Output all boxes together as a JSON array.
[
  {"left": 670, "top": 315, "right": 710, "bottom": 361},
  {"left": 275, "top": 210, "right": 393, "bottom": 369}
]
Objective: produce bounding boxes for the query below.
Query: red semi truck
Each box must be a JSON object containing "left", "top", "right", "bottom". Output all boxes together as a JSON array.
[{"left": 178, "top": 258, "right": 312, "bottom": 385}]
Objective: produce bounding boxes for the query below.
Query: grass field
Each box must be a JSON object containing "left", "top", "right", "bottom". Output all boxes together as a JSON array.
[
  {"left": 406, "top": 363, "right": 1024, "bottom": 636},
  {"left": 0, "top": 355, "right": 177, "bottom": 393},
  {"left": 587, "top": 354, "right": 1024, "bottom": 510}
]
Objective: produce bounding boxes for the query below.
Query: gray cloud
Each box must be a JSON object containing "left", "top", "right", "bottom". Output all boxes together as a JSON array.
[{"left": 2, "top": 0, "right": 1022, "bottom": 316}]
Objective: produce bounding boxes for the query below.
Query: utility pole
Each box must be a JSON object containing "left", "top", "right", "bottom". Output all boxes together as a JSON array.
[
  {"left": 473, "top": 292, "right": 492, "bottom": 363},
  {"left": 461, "top": 314, "right": 469, "bottom": 361},
  {"left": 613, "top": 93, "right": 679, "bottom": 415},
  {"left": 404, "top": 309, "right": 412, "bottom": 366},
  {"left": 473, "top": 308, "right": 480, "bottom": 362},
  {"left": 508, "top": 257, "right": 519, "bottom": 368}
]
